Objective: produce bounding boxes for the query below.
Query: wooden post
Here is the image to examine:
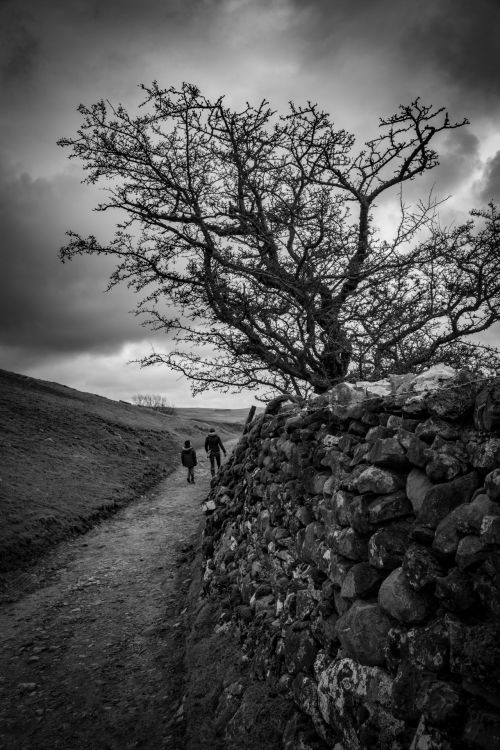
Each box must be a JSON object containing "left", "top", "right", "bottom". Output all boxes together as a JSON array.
[{"left": 243, "top": 405, "right": 257, "bottom": 434}]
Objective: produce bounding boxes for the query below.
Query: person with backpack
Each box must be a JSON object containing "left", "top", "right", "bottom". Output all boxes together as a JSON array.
[
  {"left": 205, "top": 427, "right": 227, "bottom": 477},
  {"left": 181, "top": 440, "right": 197, "bottom": 483}
]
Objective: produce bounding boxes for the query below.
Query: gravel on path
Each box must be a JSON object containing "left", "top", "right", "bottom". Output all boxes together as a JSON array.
[{"left": 0, "top": 450, "right": 230, "bottom": 750}]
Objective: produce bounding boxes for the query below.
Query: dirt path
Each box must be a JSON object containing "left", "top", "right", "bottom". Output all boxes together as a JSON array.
[{"left": 0, "top": 450, "right": 232, "bottom": 750}]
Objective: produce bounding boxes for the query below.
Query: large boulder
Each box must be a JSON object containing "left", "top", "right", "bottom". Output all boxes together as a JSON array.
[
  {"left": 336, "top": 601, "right": 392, "bottom": 667},
  {"left": 317, "top": 657, "right": 405, "bottom": 748},
  {"left": 379, "top": 567, "right": 433, "bottom": 624},
  {"left": 417, "top": 472, "right": 480, "bottom": 529}
]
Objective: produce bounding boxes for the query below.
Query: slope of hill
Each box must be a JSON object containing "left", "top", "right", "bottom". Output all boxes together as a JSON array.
[{"left": 0, "top": 369, "right": 245, "bottom": 574}]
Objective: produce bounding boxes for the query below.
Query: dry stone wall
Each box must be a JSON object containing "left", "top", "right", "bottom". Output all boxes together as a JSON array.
[{"left": 200, "top": 367, "right": 500, "bottom": 749}]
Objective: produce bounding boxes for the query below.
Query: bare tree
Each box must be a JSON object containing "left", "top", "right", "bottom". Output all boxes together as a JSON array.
[
  {"left": 131, "top": 394, "right": 176, "bottom": 413},
  {"left": 58, "top": 83, "right": 500, "bottom": 397}
]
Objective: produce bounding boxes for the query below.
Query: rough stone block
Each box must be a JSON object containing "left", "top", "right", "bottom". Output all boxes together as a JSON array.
[
  {"left": 426, "top": 380, "right": 475, "bottom": 420},
  {"left": 417, "top": 471, "right": 480, "bottom": 529},
  {"left": 425, "top": 453, "right": 463, "bottom": 483},
  {"left": 329, "top": 527, "right": 369, "bottom": 562},
  {"left": 336, "top": 603, "right": 392, "bottom": 666},
  {"left": 480, "top": 514, "right": 500, "bottom": 544},
  {"left": 406, "top": 436, "right": 432, "bottom": 468},
  {"left": 368, "top": 522, "right": 412, "bottom": 571},
  {"left": 283, "top": 626, "right": 319, "bottom": 675},
  {"left": 368, "top": 437, "right": 411, "bottom": 470},
  {"left": 367, "top": 490, "right": 413, "bottom": 525},
  {"left": 299, "top": 521, "right": 326, "bottom": 564},
  {"left": 378, "top": 567, "right": 433, "bottom": 624},
  {"left": 317, "top": 657, "right": 404, "bottom": 748},
  {"left": 327, "top": 552, "right": 354, "bottom": 589},
  {"left": 448, "top": 619, "right": 500, "bottom": 687},
  {"left": 407, "top": 618, "right": 449, "bottom": 673},
  {"left": 340, "top": 562, "right": 384, "bottom": 599},
  {"left": 415, "top": 417, "right": 460, "bottom": 442},
  {"left": 331, "top": 490, "right": 354, "bottom": 527},
  {"left": 310, "top": 614, "right": 339, "bottom": 651},
  {"left": 366, "top": 425, "right": 392, "bottom": 442},
  {"left": 406, "top": 469, "right": 434, "bottom": 514},
  {"left": 435, "top": 567, "right": 477, "bottom": 612},
  {"left": 418, "top": 679, "right": 464, "bottom": 726},
  {"left": 345, "top": 493, "right": 373, "bottom": 534},
  {"left": 355, "top": 466, "right": 404, "bottom": 495},
  {"left": 403, "top": 543, "right": 446, "bottom": 590},
  {"left": 455, "top": 535, "right": 491, "bottom": 570},
  {"left": 468, "top": 438, "right": 500, "bottom": 471}
]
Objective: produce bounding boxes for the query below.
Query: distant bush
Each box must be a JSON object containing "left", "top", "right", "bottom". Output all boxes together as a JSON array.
[{"left": 131, "top": 394, "right": 177, "bottom": 414}]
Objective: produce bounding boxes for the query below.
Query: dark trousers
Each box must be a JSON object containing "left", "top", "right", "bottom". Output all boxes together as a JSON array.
[{"left": 208, "top": 451, "right": 221, "bottom": 476}]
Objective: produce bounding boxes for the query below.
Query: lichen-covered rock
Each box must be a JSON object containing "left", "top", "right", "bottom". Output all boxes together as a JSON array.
[
  {"left": 468, "top": 437, "right": 500, "bottom": 471},
  {"left": 417, "top": 471, "right": 480, "bottom": 529},
  {"left": 284, "top": 626, "right": 319, "bottom": 675},
  {"left": 425, "top": 378, "right": 475, "bottom": 420},
  {"left": 378, "top": 567, "right": 433, "bottom": 624},
  {"left": 326, "top": 552, "right": 353, "bottom": 589},
  {"left": 355, "top": 466, "right": 404, "bottom": 495},
  {"left": 336, "top": 601, "right": 391, "bottom": 667},
  {"left": 407, "top": 619, "right": 449, "bottom": 673},
  {"left": 448, "top": 619, "right": 500, "bottom": 688},
  {"left": 402, "top": 544, "right": 445, "bottom": 590},
  {"left": 329, "top": 527, "right": 369, "bottom": 562},
  {"left": 367, "top": 490, "right": 413, "bottom": 525},
  {"left": 317, "top": 657, "right": 404, "bottom": 749},
  {"left": 368, "top": 522, "right": 412, "bottom": 571}
]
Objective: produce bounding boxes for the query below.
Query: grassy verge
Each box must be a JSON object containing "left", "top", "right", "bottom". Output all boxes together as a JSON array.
[{"left": 0, "top": 369, "right": 243, "bottom": 573}]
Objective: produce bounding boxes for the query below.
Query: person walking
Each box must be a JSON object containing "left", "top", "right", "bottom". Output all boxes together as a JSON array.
[
  {"left": 205, "top": 427, "right": 227, "bottom": 477},
  {"left": 181, "top": 440, "right": 197, "bottom": 483}
]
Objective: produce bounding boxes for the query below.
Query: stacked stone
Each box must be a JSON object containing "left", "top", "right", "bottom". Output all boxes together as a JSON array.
[{"left": 201, "top": 367, "right": 500, "bottom": 750}]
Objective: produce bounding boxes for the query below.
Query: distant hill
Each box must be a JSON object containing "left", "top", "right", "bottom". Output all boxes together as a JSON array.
[{"left": 0, "top": 369, "right": 245, "bottom": 574}]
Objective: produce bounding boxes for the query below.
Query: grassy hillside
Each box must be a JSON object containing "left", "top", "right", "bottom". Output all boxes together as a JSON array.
[{"left": 0, "top": 369, "right": 245, "bottom": 573}]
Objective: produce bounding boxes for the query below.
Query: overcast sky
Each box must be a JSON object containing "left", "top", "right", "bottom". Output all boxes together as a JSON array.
[{"left": 1, "top": 0, "right": 499, "bottom": 407}]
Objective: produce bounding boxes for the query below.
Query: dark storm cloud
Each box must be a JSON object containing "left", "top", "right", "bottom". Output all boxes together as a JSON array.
[
  {"left": 405, "top": 0, "right": 500, "bottom": 115},
  {"left": 287, "top": 0, "right": 499, "bottom": 122},
  {"left": 0, "top": 13, "right": 39, "bottom": 87},
  {"left": 478, "top": 152, "right": 500, "bottom": 204},
  {"left": 0, "top": 163, "right": 149, "bottom": 360},
  {"left": 433, "top": 129, "right": 481, "bottom": 192}
]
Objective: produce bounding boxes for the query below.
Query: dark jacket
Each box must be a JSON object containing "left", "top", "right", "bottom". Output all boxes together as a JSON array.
[
  {"left": 181, "top": 447, "right": 197, "bottom": 468},
  {"left": 205, "top": 433, "right": 225, "bottom": 454}
]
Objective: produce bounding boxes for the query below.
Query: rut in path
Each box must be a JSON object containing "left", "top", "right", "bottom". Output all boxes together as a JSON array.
[{"left": 0, "top": 452, "right": 226, "bottom": 750}]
